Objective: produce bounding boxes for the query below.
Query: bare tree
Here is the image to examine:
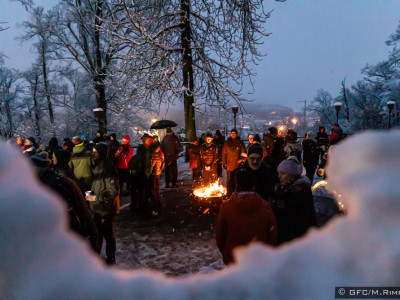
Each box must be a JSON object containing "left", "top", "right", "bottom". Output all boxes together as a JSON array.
[
  {"left": 307, "top": 89, "right": 335, "bottom": 127},
  {"left": 0, "top": 66, "right": 22, "bottom": 136},
  {"left": 106, "top": 0, "right": 275, "bottom": 140}
]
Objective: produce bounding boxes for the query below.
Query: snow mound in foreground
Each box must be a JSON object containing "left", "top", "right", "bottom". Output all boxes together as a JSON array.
[{"left": 1, "top": 130, "right": 400, "bottom": 299}]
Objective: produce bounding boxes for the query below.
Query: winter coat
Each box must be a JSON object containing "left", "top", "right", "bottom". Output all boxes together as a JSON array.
[
  {"left": 221, "top": 137, "right": 245, "bottom": 171},
  {"left": 38, "top": 168, "right": 99, "bottom": 251},
  {"left": 302, "top": 138, "right": 319, "bottom": 168},
  {"left": 68, "top": 146, "right": 93, "bottom": 182},
  {"left": 129, "top": 144, "right": 164, "bottom": 177},
  {"left": 263, "top": 133, "right": 277, "bottom": 157},
  {"left": 187, "top": 143, "right": 201, "bottom": 169},
  {"left": 312, "top": 180, "right": 341, "bottom": 227},
  {"left": 200, "top": 143, "right": 218, "bottom": 167},
  {"left": 90, "top": 160, "right": 119, "bottom": 217},
  {"left": 46, "top": 137, "right": 62, "bottom": 159},
  {"left": 263, "top": 151, "right": 287, "bottom": 177},
  {"left": 284, "top": 141, "right": 303, "bottom": 163},
  {"left": 216, "top": 191, "right": 278, "bottom": 264},
  {"left": 107, "top": 139, "right": 120, "bottom": 166},
  {"left": 270, "top": 176, "right": 317, "bottom": 244},
  {"left": 316, "top": 131, "right": 329, "bottom": 150},
  {"left": 149, "top": 145, "right": 165, "bottom": 177},
  {"left": 115, "top": 144, "right": 134, "bottom": 169},
  {"left": 227, "top": 161, "right": 277, "bottom": 201},
  {"left": 161, "top": 134, "right": 181, "bottom": 163},
  {"left": 213, "top": 135, "right": 225, "bottom": 160}
]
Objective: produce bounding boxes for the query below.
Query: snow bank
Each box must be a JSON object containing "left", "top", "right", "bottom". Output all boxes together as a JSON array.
[{"left": 1, "top": 130, "right": 400, "bottom": 299}]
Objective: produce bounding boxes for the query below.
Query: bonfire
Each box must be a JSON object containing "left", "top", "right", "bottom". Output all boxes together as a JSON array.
[{"left": 193, "top": 181, "right": 227, "bottom": 198}]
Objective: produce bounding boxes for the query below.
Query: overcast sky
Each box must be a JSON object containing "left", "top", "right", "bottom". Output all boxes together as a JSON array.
[{"left": 1, "top": 0, "right": 400, "bottom": 112}]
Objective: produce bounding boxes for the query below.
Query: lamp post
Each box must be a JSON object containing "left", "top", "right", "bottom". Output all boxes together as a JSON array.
[
  {"left": 387, "top": 101, "right": 396, "bottom": 129},
  {"left": 334, "top": 102, "right": 342, "bottom": 124},
  {"left": 232, "top": 105, "right": 239, "bottom": 130},
  {"left": 93, "top": 108, "right": 105, "bottom": 131}
]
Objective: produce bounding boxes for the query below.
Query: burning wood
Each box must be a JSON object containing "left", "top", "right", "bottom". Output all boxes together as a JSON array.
[{"left": 193, "top": 181, "right": 227, "bottom": 198}]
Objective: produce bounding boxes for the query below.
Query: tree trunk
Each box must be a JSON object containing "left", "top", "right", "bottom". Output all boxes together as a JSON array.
[
  {"left": 41, "top": 43, "right": 55, "bottom": 129},
  {"left": 94, "top": 1, "right": 107, "bottom": 133},
  {"left": 181, "top": 0, "right": 196, "bottom": 141},
  {"left": 32, "top": 73, "right": 41, "bottom": 139},
  {"left": 5, "top": 100, "right": 13, "bottom": 135}
]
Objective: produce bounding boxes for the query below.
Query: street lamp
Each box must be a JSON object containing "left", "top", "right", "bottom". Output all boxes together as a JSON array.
[
  {"left": 334, "top": 102, "right": 342, "bottom": 124},
  {"left": 93, "top": 108, "right": 105, "bottom": 131},
  {"left": 231, "top": 105, "right": 239, "bottom": 130},
  {"left": 387, "top": 101, "right": 396, "bottom": 129}
]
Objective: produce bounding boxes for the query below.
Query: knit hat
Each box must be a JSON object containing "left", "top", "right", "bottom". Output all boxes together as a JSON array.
[
  {"left": 31, "top": 151, "right": 51, "bottom": 168},
  {"left": 17, "top": 138, "right": 24, "bottom": 145},
  {"left": 94, "top": 143, "right": 108, "bottom": 160},
  {"left": 247, "top": 143, "right": 263, "bottom": 157},
  {"left": 277, "top": 156, "right": 302, "bottom": 176},
  {"left": 206, "top": 133, "right": 213, "bottom": 138},
  {"left": 80, "top": 135, "right": 87, "bottom": 140},
  {"left": 121, "top": 135, "right": 130, "bottom": 144},
  {"left": 72, "top": 136, "right": 83, "bottom": 145},
  {"left": 268, "top": 127, "right": 277, "bottom": 135}
]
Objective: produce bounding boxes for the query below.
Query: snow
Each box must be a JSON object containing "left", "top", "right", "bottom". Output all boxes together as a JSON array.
[{"left": 1, "top": 130, "right": 400, "bottom": 298}]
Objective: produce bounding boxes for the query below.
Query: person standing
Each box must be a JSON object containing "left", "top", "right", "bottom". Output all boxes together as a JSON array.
[
  {"left": 222, "top": 129, "right": 245, "bottom": 185},
  {"left": 216, "top": 168, "right": 278, "bottom": 265},
  {"left": 161, "top": 127, "right": 181, "bottom": 188},
  {"left": 45, "top": 137, "right": 62, "bottom": 159},
  {"left": 23, "top": 137, "right": 38, "bottom": 157},
  {"left": 213, "top": 130, "right": 225, "bottom": 179},
  {"left": 316, "top": 126, "right": 329, "bottom": 160},
  {"left": 302, "top": 131, "right": 319, "bottom": 184},
  {"left": 115, "top": 135, "right": 134, "bottom": 194},
  {"left": 107, "top": 133, "right": 120, "bottom": 168},
  {"left": 187, "top": 136, "right": 202, "bottom": 188},
  {"left": 93, "top": 130, "right": 105, "bottom": 144},
  {"left": 200, "top": 133, "right": 218, "bottom": 186},
  {"left": 146, "top": 136, "right": 164, "bottom": 215},
  {"left": 263, "top": 127, "right": 278, "bottom": 157},
  {"left": 270, "top": 156, "right": 317, "bottom": 245},
  {"left": 87, "top": 143, "right": 119, "bottom": 265},
  {"left": 284, "top": 129, "right": 302, "bottom": 163},
  {"left": 69, "top": 136, "right": 93, "bottom": 194},
  {"left": 228, "top": 143, "right": 276, "bottom": 201},
  {"left": 31, "top": 152, "right": 99, "bottom": 252}
]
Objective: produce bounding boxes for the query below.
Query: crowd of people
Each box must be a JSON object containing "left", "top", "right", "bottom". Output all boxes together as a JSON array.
[{"left": 13, "top": 123, "right": 345, "bottom": 266}]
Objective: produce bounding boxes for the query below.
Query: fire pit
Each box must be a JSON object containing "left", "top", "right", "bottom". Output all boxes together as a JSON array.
[{"left": 193, "top": 181, "right": 227, "bottom": 209}]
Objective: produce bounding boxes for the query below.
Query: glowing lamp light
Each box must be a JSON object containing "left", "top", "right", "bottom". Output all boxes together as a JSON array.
[
  {"left": 151, "top": 118, "right": 157, "bottom": 123},
  {"left": 291, "top": 118, "right": 298, "bottom": 125}
]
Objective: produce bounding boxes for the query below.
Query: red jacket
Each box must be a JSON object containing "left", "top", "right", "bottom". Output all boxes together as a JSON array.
[
  {"left": 115, "top": 144, "right": 133, "bottom": 169},
  {"left": 216, "top": 191, "right": 278, "bottom": 265}
]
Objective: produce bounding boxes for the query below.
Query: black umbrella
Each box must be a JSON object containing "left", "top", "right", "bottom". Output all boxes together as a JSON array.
[{"left": 150, "top": 120, "right": 177, "bottom": 130}]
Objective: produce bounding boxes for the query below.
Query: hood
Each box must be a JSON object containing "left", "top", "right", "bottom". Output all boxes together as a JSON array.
[
  {"left": 54, "top": 150, "right": 71, "bottom": 167},
  {"left": 48, "top": 137, "right": 59, "bottom": 148},
  {"left": 231, "top": 191, "right": 264, "bottom": 214},
  {"left": 290, "top": 176, "right": 311, "bottom": 192}
]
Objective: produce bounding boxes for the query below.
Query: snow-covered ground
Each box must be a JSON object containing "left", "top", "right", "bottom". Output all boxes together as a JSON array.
[{"left": 2, "top": 130, "right": 400, "bottom": 299}]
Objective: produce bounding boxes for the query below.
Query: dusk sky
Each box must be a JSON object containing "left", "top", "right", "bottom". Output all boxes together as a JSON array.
[{"left": 1, "top": 0, "right": 400, "bottom": 112}]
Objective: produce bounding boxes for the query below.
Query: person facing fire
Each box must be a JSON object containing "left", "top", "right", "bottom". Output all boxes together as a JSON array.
[
  {"left": 216, "top": 168, "right": 278, "bottom": 265},
  {"left": 222, "top": 129, "right": 245, "bottom": 185},
  {"left": 200, "top": 133, "right": 218, "bottom": 186},
  {"left": 227, "top": 143, "right": 276, "bottom": 201},
  {"left": 187, "top": 136, "right": 202, "bottom": 188}
]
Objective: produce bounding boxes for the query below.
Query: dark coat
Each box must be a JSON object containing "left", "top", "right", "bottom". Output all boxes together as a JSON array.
[
  {"left": 263, "top": 133, "right": 277, "bottom": 157},
  {"left": 128, "top": 145, "right": 146, "bottom": 177},
  {"left": 216, "top": 191, "right": 278, "bottom": 264},
  {"left": 46, "top": 137, "right": 62, "bottom": 159},
  {"left": 39, "top": 168, "right": 99, "bottom": 251},
  {"left": 213, "top": 134, "right": 225, "bottom": 160},
  {"left": 161, "top": 134, "right": 181, "bottom": 163},
  {"left": 270, "top": 176, "right": 317, "bottom": 245},
  {"left": 227, "top": 161, "right": 276, "bottom": 201},
  {"left": 222, "top": 137, "right": 245, "bottom": 172},
  {"left": 107, "top": 138, "right": 120, "bottom": 166},
  {"left": 302, "top": 138, "right": 319, "bottom": 168},
  {"left": 90, "top": 160, "right": 119, "bottom": 217},
  {"left": 200, "top": 143, "right": 218, "bottom": 167},
  {"left": 316, "top": 131, "right": 329, "bottom": 149}
]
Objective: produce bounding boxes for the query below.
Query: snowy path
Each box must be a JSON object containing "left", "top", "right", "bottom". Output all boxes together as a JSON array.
[{"left": 113, "top": 161, "right": 226, "bottom": 276}]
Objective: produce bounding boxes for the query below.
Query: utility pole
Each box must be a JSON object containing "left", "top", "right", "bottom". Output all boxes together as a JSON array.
[{"left": 297, "top": 100, "right": 306, "bottom": 125}]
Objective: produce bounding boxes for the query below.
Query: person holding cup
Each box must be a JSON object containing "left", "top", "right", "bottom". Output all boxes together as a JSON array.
[{"left": 86, "top": 143, "right": 119, "bottom": 265}]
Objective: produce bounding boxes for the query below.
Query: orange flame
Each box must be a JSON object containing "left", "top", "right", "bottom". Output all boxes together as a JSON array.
[{"left": 193, "top": 181, "right": 227, "bottom": 198}]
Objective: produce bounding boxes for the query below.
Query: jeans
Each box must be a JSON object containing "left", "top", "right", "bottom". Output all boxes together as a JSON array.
[{"left": 94, "top": 213, "right": 116, "bottom": 261}]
